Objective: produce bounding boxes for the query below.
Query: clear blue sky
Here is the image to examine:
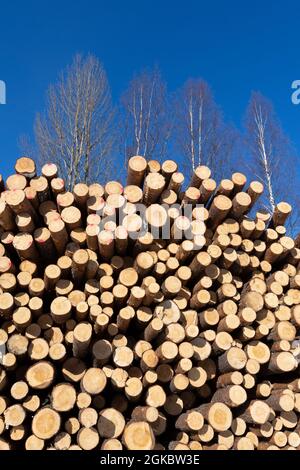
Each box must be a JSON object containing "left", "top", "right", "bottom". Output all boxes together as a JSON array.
[{"left": 0, "top": 0, "right": 300, "bottom": 177}]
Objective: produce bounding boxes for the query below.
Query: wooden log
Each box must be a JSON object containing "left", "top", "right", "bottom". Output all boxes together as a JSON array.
[
  {"left": 61, "top": 206, "right": 82, "bottom": 231},
  {"left": 28, "top": 338, "right": 49, "bottom": 360},
  {"left": 15, "top": 157, "right": 36, "bottom": 178},
  {"left": 81, "top": 367, "right": 107, "bottom": 395},
  {"left": 32, "top": 407, "right": 60, "bottom": 440},
  {"left": 57, "top": 191, "right": 75, "bottom": 213},
  {"left": 26, "top": 361, "right": 55, "bottom": 389},
  {"left": 161, "top": 159, "right": 177, "bottom": 182},
  {"left": 271, "top": 202, "right": 292, "bottom": 227},
  {"left": 230, "top": 192, "right": 251, "bottom": 219},
  {"left": 245, "top": 341, "right": 271, "bottom": 364},
  {"left": 0, "top": 272, "right": 17, "bottom": 294},
  {"left": 76, "top": 392, "right": 92, "bottom": 409},
  {"left": 143, "top": 173, "right": 165, "bottom": 205},
  {"left": 122, "top": 421, "right": 155, "bottom": 450},
  {"left": 101, "top": 439, "right": 123, "bottom": 450},
  {"left": 190, "top": 166, "right": 211, "bottom": 188},
  {"left": 51, "top": 383, "right": 76, "bottom": 412},
  {"left": 182, "top": 187, "right": 200, "bottom": 206},
  {"left": 268, "top": 351, "right": 297, "bottom": 373},
  {"left": 29, "top": 278, "right": 45, "bottom": 297},
  {"left": 0, "top": 292, "right": 14, "bottom": 316},
  {"left": 231, "top": 417, "right": 247, "bottom": 437},
  {"left": 239, "top": 400, "right": 271, "bottom": 424},
  {"left": 50, "top": 296, "right": 72, "bottom": 324},
  {"left": 197, "top": 402, "right": 232, "bottom": 432},
  {"left": 7, "top": 334, "right": 29, "bottom": 357},
  {"left": 0, "top": 232, "right": 15, "bottom": 258},
  {"left": 0, "top": 201, "right": 16, "bottom": 231},
  {"left": 212, "top": 385, "right": 247, "bottom": 407},
  {"left": 266, "top": 391, "right": 295, "bottom": 412},
  {"left": 168, "top": 172, "right": 184, "bottom": 193},
  {"left": 3, "top": 156, "right": 300, "bottom": 451},
  {"left": 247, "top": 181, "right": 264, "bottom": 208},
  {"left": 49, "top": 178, "right": 65, "bottom": 197},
  {"left": 127, "top": 156, "right": 147, "bottom": 187},
  {"left": 13, "top": 233, "right": 39, "bottom": 261},
  {"left": 199, "top": 178, "right": 216, "bottom": 204},
  {"left": 4, "top": 404, "right": 26, "bottom": 427},
  {"left": 209, "top": 195, "right": 232, "bottom": 229},
  {"left": 71, "top": 249, "right": 89, "bottom": 284},
  {"left": 216, "top": 371, "right": 243, "bottom": 388},
  {"left": 113, "top": 346, "right": 134, "bottom": 369},
  {"left": 49, "top": 343, "right": 66, "bottom": 362},
  {"left": 97, "top": 408, "right": 125, "bottom": 438},
  {"left": 30, "top": 176, "right": 51, "bottom": 203},
  {"left": 16, "top": 212, "right": 35, "bottom": 233},
  {"left": 176, "top": 410, "right": 204, "bottom": 432},
  {"left": 77, "top": 427, "right": 99, "bottom": 450},
  {"left": 123, "top": 185, "right": 143, "bottom": 204},
  {"left": 25, "top": 435, "right": 44, "bottom": 450},
  {"left": 8, "top": 425, "right": 26, "bottom": 443},
  {"left": 41, "top": 162, "right": 58, "bottom": 180},
  {"left": 73, "top": 322, "right": 92, "bottom": 358},
  {"left": 125, "top": 377, "right": 143, "bottom": 401},
  {"left": 87, "top": 195, "right": 105, "bottom": 215},
  {"left": 145, "top": 385, "right": 166, "bottom": 408},
  {"left": 218, "top": 347, "right": 247, "bottom": 373},
  {"left": 64, "top": 417, "right": 80, "bottom": 436},
  {"left": 145, "top": 204, "right": 167, "bottom": 235},
  {"left": 233, "top": 437, "right": 255, "bottom": 450},
  {"left": 231, "top": 172, "right": 247, "bottom": 194},
  {"left": 53, "top": 432, "right": 71, "bottom": 450}
]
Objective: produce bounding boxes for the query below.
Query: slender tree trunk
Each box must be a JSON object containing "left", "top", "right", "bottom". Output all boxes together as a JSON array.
[
  {"left": 189, "top": 93, "right": 195, "bottom": 170},
  {"left": 254, "top": 105, "right": 276, "bottom": 211}
]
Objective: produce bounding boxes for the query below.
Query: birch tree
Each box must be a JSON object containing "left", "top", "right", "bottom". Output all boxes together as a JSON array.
[
  {"left": 35, "top": 54, "right": 115, "bottom": 189},
  {"left": 173, "top": 79, "right": 235, "bottom": 180},
  {"left": 244, "top": 92, "right": 297, "bottom": 215},
  {"left": 120, "top": 68, "right": 172, "bottom": 163}
]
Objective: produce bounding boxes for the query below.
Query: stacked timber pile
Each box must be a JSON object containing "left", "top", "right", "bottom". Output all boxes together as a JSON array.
[{"left": 0, "top": 156, "right": 299, "bottom": 450}]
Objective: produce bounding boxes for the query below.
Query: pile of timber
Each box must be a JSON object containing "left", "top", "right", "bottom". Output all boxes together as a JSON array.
[{"left": 0, "top": 156, "right": 299, "bottom": 450}]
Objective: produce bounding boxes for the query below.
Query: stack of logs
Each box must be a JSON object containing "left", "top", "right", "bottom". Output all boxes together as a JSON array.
[{"left": 0, "top": 156, "right": 300, "bottom": 450}]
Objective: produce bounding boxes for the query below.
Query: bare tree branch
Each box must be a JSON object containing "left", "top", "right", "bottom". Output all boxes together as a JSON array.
[
  {"left": 119, "top": 67, "right": 172, "bottom": 163},
  {"left": 34, "top": 54, "right": 116, "bottom": 189},
  {"left": 244, "top": 91, "right": 299, "bottom": 233},
  {"left": 173, "top": 79, "right": 235, "bottom": 181}
]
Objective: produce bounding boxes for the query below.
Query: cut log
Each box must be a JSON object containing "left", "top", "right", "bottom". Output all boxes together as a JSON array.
[
  {"left": 15, "top": 157, "right": 36, "bottom": 178},
  {"left": 122, "top": 421, "right": 155, "bottom": 450},
  {"left": 26, "top": 361, "right": 55, "bottom": 389},
  {"left": 77, "top": 427, "right": 99, "bottom": 450},
  {"left": 127, "top": 156, "right": 147, "bottom": 187},
  {"left": 97, "top": 408, "right": 125, "bottom": 438},
  {"left": 1, "top": 155, "right": 300, "bottom": 451},
  {"left": 32, "top": 408, "right": 60, "bottom": 440},
  {"left": 81, "top": 368, "right": 107, "bottom": 395},
  {"left": 197, "top": 402, "right": 232, "bottom": 432},
  {"left": 51, "top": 383, "right": 76, "bottom": 412},
  {"left": 239, "top": 400, "right": 271, "bottom": 424}
]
